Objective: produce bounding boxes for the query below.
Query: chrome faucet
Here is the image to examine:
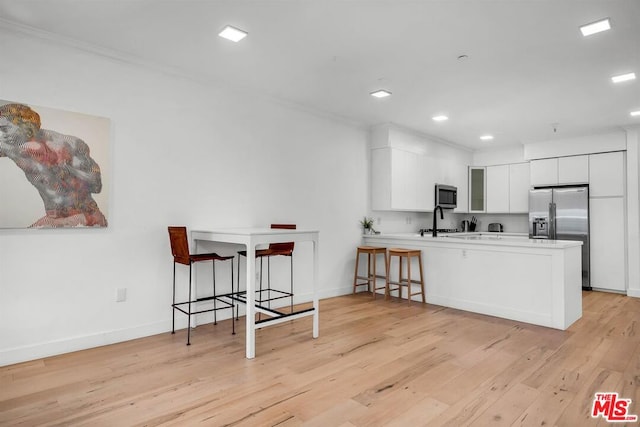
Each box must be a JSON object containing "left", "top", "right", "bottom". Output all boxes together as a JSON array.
[{"left": 433, "top": 205, "right": 444, "bottom": 237}]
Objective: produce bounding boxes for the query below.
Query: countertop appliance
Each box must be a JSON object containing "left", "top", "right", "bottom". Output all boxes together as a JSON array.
[
  {"left": 435, "top": 184, "right": 457, "bottom": 209},
  {"left": 488, "top": 223, "right": 503, "bottom": 232},
  {"left": 529, "top": 186, "right": 590, "bottom": 289}
]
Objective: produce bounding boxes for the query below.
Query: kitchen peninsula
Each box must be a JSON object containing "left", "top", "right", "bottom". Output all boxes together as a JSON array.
[{"left": 364, "top": 232, "right": 583, "bottom": 330}]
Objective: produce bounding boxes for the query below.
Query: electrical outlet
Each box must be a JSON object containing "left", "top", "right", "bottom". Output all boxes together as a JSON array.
[
  {"left": 462, "top": 249, "right": 467, "bottom": 259},
  {"left": 377, "top": 217, "right": 381, "bottom": 225},
  {"left": 116, "top": 288, "right": 127, "bottom": 302}
]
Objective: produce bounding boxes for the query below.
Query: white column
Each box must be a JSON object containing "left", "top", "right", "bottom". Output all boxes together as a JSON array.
[{"left": 625, "top": 126, "right": 640, "bottom": 297}]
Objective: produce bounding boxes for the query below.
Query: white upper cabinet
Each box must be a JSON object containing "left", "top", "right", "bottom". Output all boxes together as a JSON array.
[
  {"left": 391, "top": 148, "right": 419, "bottom": 209},
  {"left": 451, "top": 162, "right": 469, "bottom": 213},
  {"left": 468, "top": 167, "right": 486, "bottom": 212},
  {"left": 558, "top": 155, "right": 589, "bottom": 184},
  {"left": 486, "top": 165, "right": 510, "bottom": 213},
  {"left": 531, "top": 155, "right": 590, "bottom": 186},
  {"left": 370, "top": 125, "right": 472, "bottom": 212},
  {"left": 589, "top": 151, "right": 625, "bottom": 197},
  {"left": 419, "top": 155, "right": 437, "bottom": 211},
  {"left": 371, "top": 148, "right": 392, "bottom": 210},
  {"left": 509, "top": 162, "right": 530, "bottom": 213},
  {"left": 530, "top": 158, "right": 558, "bottom": 186},
  {"left": 372, "top": 147, "right": 420, "bottom": 211}
]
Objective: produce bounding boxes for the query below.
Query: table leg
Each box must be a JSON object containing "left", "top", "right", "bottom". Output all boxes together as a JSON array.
[
  {"left": 245, "top": 242, "right": 256, "bottom": 359},
  {"left": 313, "top": 238, "right": 319, "bottom": 338}
]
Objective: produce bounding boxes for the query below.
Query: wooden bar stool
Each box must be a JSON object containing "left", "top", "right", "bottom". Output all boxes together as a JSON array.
[
  {"left": 386, "top": 248, "right": 425, "bottom": 305},
  {"left": 352, "top": 246, "right": 387, "bottom": 298}
]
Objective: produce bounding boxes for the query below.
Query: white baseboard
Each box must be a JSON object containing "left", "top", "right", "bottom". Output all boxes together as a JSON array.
[
  {"left": 1, "top": 286, "right": 354, "bottom": 367},
  {"left": 626, "top": 288, "right": 640, "bottom": 298},
  {"left": 0, "top": 320, "right": 169, "bottom": 367}
]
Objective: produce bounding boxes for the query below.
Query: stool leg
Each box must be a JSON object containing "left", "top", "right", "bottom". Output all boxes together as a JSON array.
[
  {"left": 398, "top": 256, "right": 404, "bottom": 301},
  {"left": 407, "top": 255, "right": 412, "bottom": 306},
  {"left": 385, "top": 253, "right": 390, "bottom": 299},
  {"left": 267, "top": 256, "right": 271, "bottom": 310},
  {"left": 290, "top": 254, "right": 294, "bottom": 313},
  {"left": 172, "top": 262, "right": 176, "bottom": 334},
  {"left": 187, "top": 263, "right": 192, "bottom": 346},
  {"left": 418, "top": 254, "right": 426, "bottom": 303},
  {"left": 372, "top": 252, "right": 377, "bottom": 299},
  {"left": 352, "top": 250, "right": 361, "bottom": 294},
  {"left": 230, "top": 258, "right": 235, "bottom": 335},
  {"left": 368, "top": 253, "right": 373, "bottom": 294},
  {"left": 213, "top": 260, "right": 217, "bottom": 325}
]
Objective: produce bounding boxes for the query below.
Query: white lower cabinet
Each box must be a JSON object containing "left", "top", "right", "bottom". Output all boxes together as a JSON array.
[{"left": 590, "top": 197, "right": 626, "bottom": 292}]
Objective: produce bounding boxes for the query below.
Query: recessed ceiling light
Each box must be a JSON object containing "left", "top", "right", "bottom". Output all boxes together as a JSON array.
[
  {"left": 432, "top": 115, "right": 448, "bottom": 122},
  {"left": 480, "top": 135, "right": 494, "bottom": 141},
  {"left": 611, "top": 72, "right": 636, "bottom": 83},
  {"left": 219, "top": 25, "right": 248, "bottom": 42},
  {"left": 580, "top": 18, "right": 611, "bottom": 36},
  {"left": 631, "top": 110, "right": 640, "bottom": 117},
  {"left": 370, "top": 89, "right": 392, "bottom": 98}
]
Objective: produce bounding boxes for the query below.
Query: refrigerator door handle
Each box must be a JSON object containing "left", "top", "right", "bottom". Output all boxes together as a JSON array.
[{"left": 549, "top": 202, "right": 556, "bottom": 240}]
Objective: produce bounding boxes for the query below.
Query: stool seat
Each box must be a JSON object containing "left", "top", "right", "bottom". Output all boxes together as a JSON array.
[
  {"left": 388, "top": 248, "right": 422, "bottom": 256},
  {"left": 386, "top": 248, "right": 425, "bottom": 305},
  {"left": 353, "top": 246, "right": 387, "bottom": 298}
]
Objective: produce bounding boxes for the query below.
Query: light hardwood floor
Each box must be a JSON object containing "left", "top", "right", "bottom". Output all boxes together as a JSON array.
[{"left": 1, "top": 291, "right": 639, "bottom": 426}]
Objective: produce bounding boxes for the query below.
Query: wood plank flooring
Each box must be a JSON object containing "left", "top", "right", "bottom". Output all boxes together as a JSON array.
[{"left": 2, "top": 291, "right": 639, "bottom": 426}]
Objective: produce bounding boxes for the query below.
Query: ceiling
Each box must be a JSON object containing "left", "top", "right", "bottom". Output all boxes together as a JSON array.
[{"left": 1, "top": 0, "right": 639, "bottom": 150}]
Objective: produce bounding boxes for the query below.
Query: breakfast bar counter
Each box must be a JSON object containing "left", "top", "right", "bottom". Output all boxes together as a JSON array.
[{"left": 363, "top": 232, "right": 583, "bottom": 330}]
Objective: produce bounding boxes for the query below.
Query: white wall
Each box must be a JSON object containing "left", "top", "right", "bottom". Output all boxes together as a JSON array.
[
  {"left": 0, "top": 26, "right": 368, "bottom": 365},
  {"left": 472, "top": 145, "right": 525, "bottom": 166}
]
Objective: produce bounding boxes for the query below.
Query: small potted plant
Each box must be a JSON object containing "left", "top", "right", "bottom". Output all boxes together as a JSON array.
[{"left": 360, "top": 216, "right": 376, "bottom": 234}]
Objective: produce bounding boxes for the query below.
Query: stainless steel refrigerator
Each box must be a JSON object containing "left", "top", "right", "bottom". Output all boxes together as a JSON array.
[{"left": 529, "top": 186, "right": 590, "bottom": 289}]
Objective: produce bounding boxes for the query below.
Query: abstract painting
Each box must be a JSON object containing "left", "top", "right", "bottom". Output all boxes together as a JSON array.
[{"left": 0, "top": 100, "right": 110, "bottom": 228}]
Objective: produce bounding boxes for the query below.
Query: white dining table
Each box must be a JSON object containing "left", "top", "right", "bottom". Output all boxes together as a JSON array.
[{"left": 191, "top": 227, "right": 319, "bottom": 359}]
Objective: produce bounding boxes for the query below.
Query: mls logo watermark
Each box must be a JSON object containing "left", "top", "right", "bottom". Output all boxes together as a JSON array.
[{"left": 591, "top": 392, "right": 638, "bottom": 422}]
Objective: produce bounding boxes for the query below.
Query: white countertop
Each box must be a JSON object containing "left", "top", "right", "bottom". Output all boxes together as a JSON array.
[{"left": 364, "top": 231, "right": 583, "bottom": 249}]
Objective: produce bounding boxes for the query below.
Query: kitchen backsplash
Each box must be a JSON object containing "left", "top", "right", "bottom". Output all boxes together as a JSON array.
[{"left": 368, "top": 211, "right": 529, "bottom": 234}]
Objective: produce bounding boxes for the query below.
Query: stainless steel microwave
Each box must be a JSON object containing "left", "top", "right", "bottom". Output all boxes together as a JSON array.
[{"left": 435, "top": 184, "right": 457, "bottom": 209}]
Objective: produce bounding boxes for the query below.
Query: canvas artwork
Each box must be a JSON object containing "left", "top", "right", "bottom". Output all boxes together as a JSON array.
[{"left": 0, "top": 101, "right": 110, "bottom": 228}]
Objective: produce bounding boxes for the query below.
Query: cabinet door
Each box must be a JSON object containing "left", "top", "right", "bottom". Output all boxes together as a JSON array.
[
  {"left": 590, "top": 152, "right": 625, "bottom": 197},
  {"left": 486, "top": 165, "right": 510, "bottom": 213},
  {"left": 420, "top": 155, "right": 438, "bottom": 211},
  {"left": 469, "top": 167, "right": 486, "bottom": 212},
  {"left": 390, "top": 149, "right": 418, "bottom": 210},
  {"left": 371, "top": 148, "right": 391, "bottom": 210},
  {"left": 509, "top": 162, "right": 530, "bottom": 213},
  {"left": 530, "top": 158, "right": 558, "bottom": 186},
  {"left": 590, "top": 197, "right": 625, "bottom": 292},
  {"left": 452, "top": 163, "right": 469, "bottom": 213},
  {"left": 558, "top": 155, "right": 589, "bottom": 184},
  {"left": 417, "top": 155, "right": 433, "bottom": 211}
]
